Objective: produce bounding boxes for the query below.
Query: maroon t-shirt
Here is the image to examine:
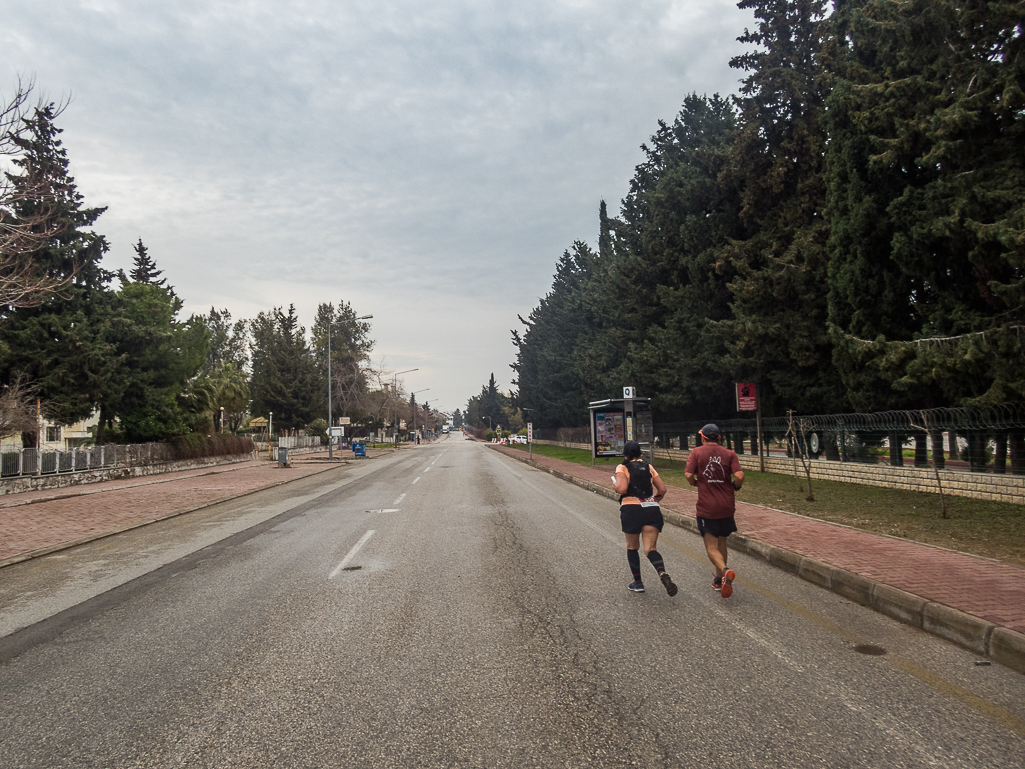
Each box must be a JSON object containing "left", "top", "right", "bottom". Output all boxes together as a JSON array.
[{"left": 685, "top": 443, "right": 742, "bottom": 519}]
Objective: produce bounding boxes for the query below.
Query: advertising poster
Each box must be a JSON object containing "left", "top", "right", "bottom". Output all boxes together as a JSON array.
[{"left": 594, "top": 411, "right": 625, "bottom": 456}]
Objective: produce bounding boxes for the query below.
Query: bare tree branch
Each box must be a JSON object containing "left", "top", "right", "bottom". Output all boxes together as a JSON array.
[
  {"left": 0, "top": 77, "right": 78, "bottom": 309},
  {"left": 0, "top": 376, "right": 43, "bottom": 439}
]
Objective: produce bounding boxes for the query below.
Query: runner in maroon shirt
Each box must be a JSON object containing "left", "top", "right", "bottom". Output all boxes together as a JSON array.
[{"left": 685, "top": 424, "right": 744, "bottom": 598}]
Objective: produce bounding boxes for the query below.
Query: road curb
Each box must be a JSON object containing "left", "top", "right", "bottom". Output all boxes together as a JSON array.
[{"left": 490, "top": 445, "right": 1025, "bottom": 673}]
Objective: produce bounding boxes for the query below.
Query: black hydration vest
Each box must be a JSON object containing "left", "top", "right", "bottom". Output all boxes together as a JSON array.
[{"left": 620, "top": 459, "right": 654, "bottom": 503}]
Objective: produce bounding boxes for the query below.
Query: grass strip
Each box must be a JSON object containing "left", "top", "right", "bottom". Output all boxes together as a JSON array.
[{"left": 509, "top": 443, "right": 1025, "bottom": 566}]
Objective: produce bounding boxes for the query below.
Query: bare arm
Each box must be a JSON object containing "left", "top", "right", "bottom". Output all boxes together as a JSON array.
[
  {"left": 653, "top": 475, "right": 667, "bottom": 502},
  {"left": 733, "top": 469, "right": 745, "bottom": 490},
  {"left": 612, "top": 466, "right": 629, "bottom": 495}
]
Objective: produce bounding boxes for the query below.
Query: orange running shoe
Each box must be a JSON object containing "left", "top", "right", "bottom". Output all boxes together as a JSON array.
[{"left": 720, "top": 569, "right": 736, "bottom": 598}]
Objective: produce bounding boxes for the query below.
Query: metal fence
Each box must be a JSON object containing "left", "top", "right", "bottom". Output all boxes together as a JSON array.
[
  {"left": 276, "top": 435, "right": 323, "bottom": 449},
  {"left": 532, "top": 403, "right": 1025, "bottom": 474},
  {"left": 3, "top": 442, "right": 182, "bottom": 479},
  {"left": 654, "top": 402, "right": 1025, "bottom": 474}
]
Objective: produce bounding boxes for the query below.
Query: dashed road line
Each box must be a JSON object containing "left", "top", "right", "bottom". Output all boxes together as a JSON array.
[{"left": 329, "top": 530, "right": 376, "bottom": 578}]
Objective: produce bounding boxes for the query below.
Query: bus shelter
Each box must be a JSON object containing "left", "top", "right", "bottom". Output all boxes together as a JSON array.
[{"left": 588, "top": 392, "right": 653, "bottom": 461}]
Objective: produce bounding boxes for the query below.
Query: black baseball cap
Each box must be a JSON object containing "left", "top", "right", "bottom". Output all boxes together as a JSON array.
[{"left": 699, "top": 424, "right": 721, "bottom": 440}]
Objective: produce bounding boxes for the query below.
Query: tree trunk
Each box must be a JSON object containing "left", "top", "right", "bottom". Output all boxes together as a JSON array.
[
  {"left": 913, "top": 431, "right": 928, "bottom": 467},
  {"left": 1010, "top": 431, "right": 1025, "bottom": 476},
  {"left": 994, "top": 434, "right": 1008, "bottom": 474},
  {"left": 968, "top": 430, "right": 988, "bottom": 473},
  {"left": 96, "top": 405, "right": 107, "bottom": 446},
  {"left": 889, "top": 431, "right": 904, "bottom": 466},
  {"left": 824, "top": 431, "right": 841, "bottom": 461}
]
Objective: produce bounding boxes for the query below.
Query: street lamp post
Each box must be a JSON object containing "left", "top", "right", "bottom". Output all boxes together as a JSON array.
[
  {"left": 410, "top": 388, "right": 429, "bottom": 444},
  {"left": 328, "top": 314, "right": 373, "bottom": 459},
  {"left": 392, "top": 368, "right": 418, "bottom": 443}
]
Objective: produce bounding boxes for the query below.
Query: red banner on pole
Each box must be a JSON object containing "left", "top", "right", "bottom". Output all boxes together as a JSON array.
[{"left": 736, "top": 382, "right": 757, "bottom": 411}]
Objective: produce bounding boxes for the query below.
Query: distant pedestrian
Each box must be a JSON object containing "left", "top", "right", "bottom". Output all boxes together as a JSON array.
[
  {"left": 613, "top": 440, "right": 678, "bottom": 597},
  {"left": 685, "top": 424, "right": 744, "bottom": 597}
]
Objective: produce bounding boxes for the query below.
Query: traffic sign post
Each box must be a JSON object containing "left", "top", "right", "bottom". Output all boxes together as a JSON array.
[
  {"left": 736, "top": 382, "right": 763, "bottom": 472},
  {"left": 527, "top": 422, "right": 533, "bottom": 460}
]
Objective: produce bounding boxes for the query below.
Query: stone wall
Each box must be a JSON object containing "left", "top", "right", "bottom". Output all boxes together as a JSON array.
[
  {"left": 531, "top": 440, "right": 1025, "bottom": 505},
  {"left": 0, "top": 452, "right": 257, "bottom": 495}
]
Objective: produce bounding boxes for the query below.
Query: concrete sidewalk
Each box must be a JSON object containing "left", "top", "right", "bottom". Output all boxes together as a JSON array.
[
  {"left": 0, "top": 448, "right": 393, "bottom": 568},
  {"left": 488, "top": 444, "right": 1025, "bottom": 674}
]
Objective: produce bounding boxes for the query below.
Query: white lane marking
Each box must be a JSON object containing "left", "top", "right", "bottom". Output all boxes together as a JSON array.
[
  {"left": 366, "top": 509, "right": 400, "bottom": 514},
  {"left": 330, "top": 530, "right": 376, "bottom": 578},
  {"left": 412, "top": 476, "right": 421, "bottom": 484},
  {"left": 394, "top": 492, "right": 406, "bottom": 505},
  {"left": 425, "top": 467, "right": 431, "bottom": 472}
]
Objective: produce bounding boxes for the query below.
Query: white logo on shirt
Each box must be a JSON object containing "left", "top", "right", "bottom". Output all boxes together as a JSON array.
[{"left": 703, "top": 455, "right": 727, "bottom": 484}]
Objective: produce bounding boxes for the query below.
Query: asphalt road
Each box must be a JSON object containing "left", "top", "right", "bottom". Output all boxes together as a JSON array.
[{"left": 1, "top": 435, "right": 1023, "bottom": 768}]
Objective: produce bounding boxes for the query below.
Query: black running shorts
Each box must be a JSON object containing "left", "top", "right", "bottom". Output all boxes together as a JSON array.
[
  {"left": 697, "top": 515, "right": 738, "bottom": 538},
  {"left": 620, "top": 504, "right": 664, "bottom": 534}
]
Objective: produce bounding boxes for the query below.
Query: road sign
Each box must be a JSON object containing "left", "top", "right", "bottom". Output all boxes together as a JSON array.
[
  {"left": 527, "top": 422, "right": 533, "bottom": 442},
  {"left": 736, "top": 382, "right": 758, "bottom": 411}
]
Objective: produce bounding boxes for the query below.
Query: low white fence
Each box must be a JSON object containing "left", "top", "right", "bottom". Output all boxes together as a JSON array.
[{"left": 275, "top": 435, "right": 323, "bottom": 449}]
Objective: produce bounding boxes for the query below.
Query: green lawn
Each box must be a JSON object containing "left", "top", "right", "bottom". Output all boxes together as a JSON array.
[{"left": 509, "top": 443, "right": 1025, "bottom": 566}]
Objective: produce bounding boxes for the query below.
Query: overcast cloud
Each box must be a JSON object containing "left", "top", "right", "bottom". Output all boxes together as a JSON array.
[{"left": 1, "top": 0, "right": 752, "bottom": 413}]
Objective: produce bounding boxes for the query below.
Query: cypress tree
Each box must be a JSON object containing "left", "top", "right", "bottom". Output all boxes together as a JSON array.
[
  {"left": 720, "top": 0, "right": 843, "bottom": 415},
  {"left": 827, "top": 0, "right": 1025, "bottom": 405}
]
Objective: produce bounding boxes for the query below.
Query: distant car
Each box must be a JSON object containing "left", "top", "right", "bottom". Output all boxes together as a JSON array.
[{"left": 511, "top": 435, "right": 528, "bottom": 444}]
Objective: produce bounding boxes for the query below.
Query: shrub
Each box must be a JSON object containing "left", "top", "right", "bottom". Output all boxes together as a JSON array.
[{"left": 169, "top": 433, "right": 256, "bottom": 461}]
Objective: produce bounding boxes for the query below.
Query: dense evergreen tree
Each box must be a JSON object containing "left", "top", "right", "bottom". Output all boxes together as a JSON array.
[
  {"left": 119, "top": 238, "right": 173, "bottom": 292},
  {"left": 200, "top": 307, "right": 250, "bottom": 374},
  {"left": 249, "top": 305, "right": 320, "bottom": 430},
  {"left": 611, "top": 94, "right": 741, "bottom": 418},
  {"left": 311, "top": 300, "right": 374, "bottom": 423},
  {"left": 100, "top": 283, "right": 209, "bottom": 442},
  {"left": 721, "top": 0, "right": 843, "bottom": 414},
  {"left": 0, "top": 105, "right": 118, "bottom": 429},
  {"left": 512, "top": 241, "right": 598, "bottom": 427},
  {"left": 826, "top": 0, "right": 1025, "bottom": 406}
]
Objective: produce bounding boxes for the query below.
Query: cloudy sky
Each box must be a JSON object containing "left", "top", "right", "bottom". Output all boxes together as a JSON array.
[{"left": 1, "top": 0, "right": 753, "bottom": 415}]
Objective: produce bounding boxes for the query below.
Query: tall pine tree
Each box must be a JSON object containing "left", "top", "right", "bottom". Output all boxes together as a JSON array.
[
  {"left": 721, "top": 0, "right": 843, "bottom": 415},
  {"left": 0, "top": 105, "right": 118, "bottom": 429}
]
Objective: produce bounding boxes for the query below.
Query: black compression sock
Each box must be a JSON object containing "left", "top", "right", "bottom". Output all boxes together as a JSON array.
[
  {"left": 646, "top": 550, "right": 666, "bottom": 574},
  {"left": 627, "top": 549, "right": 641, "bottom": 581}
]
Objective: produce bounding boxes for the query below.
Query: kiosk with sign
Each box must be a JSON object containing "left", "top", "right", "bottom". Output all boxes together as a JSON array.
[{"left": 588, "top": 388, "right": 653, "bottom": 462}]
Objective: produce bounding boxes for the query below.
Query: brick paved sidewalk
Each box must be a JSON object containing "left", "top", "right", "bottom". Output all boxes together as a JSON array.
[
  {"left": 0, "top": 448, "right": 392, "bottom": 567},
  {"left": 491, "top": 445, "right": 1025, "bottom": 637}
]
